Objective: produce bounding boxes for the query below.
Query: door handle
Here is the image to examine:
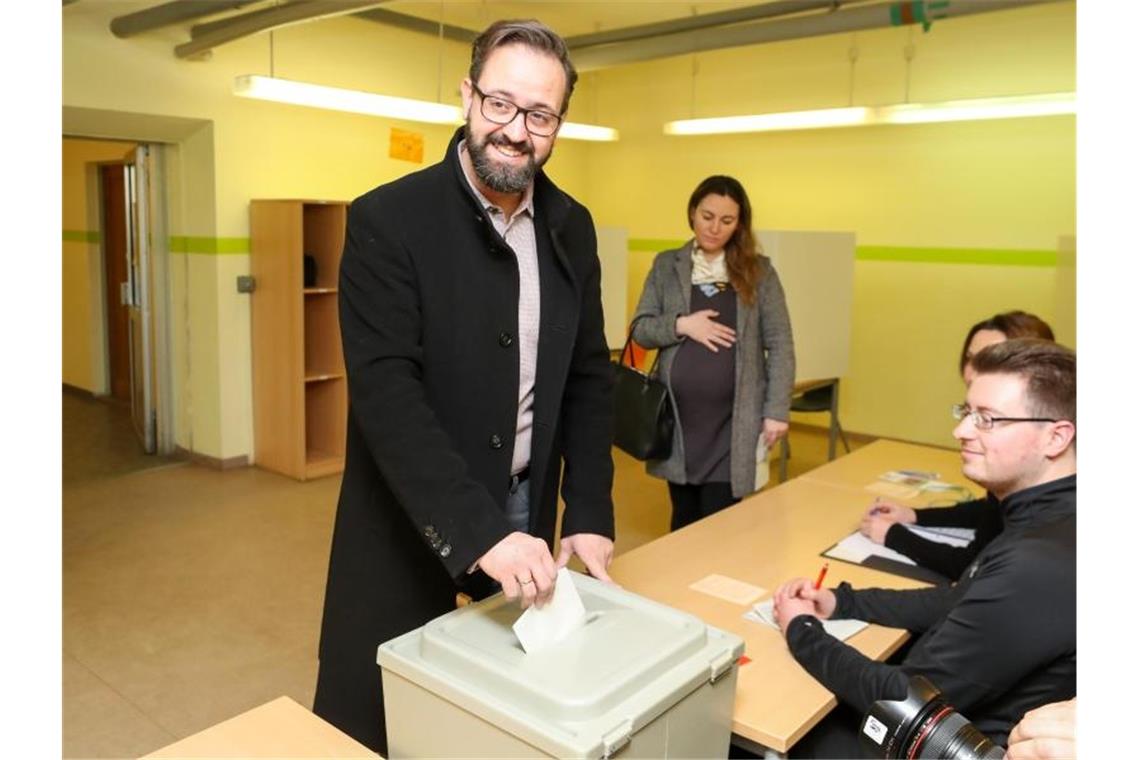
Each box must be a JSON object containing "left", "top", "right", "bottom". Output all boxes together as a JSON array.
[{"left": 120, "top": 281, "right": 132, "bottom": 307}]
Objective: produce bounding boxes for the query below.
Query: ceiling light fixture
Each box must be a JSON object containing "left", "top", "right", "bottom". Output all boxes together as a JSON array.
[
  {"left": 663, "top": 92, "right": 1075, "bottom": 136},
  {"left": 233, "top": 75, "right": 620, "bottom": 142}
]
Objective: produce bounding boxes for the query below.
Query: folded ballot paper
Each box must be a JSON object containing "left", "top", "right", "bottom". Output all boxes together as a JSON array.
[
  {"left": 512, "top": 567, "right": 587, "bottom": 654},
  {"left": 744, "top": 598, "right": 869, "bottom": 642}
]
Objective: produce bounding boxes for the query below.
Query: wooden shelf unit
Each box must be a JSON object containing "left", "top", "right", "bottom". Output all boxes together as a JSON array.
[{"left": 250, "top": 199, "right": 349, "bottom": 480}]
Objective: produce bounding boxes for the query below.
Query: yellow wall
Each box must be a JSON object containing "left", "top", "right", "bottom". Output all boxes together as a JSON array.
[
  {"left": 63, "top": 6, "right": 590, "bottom": 460},
  {"left": 583, "top": 2, "right": 1075, "bottom": 446},
  {"left": 63, "top": 1, "right": 1074, "bottom": 455},
  {"left": 62, "top": 137, "right": 136, "bottom": 393}
]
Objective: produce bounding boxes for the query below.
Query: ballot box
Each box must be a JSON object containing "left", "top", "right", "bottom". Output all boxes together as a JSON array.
[{"left": 377, "top": 571, "right": 744, "bottom": 758}]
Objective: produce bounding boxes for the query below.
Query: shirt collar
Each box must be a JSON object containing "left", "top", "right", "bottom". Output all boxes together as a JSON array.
[{"left": 457, "top": 139, "right": 535, "bottom": 223}]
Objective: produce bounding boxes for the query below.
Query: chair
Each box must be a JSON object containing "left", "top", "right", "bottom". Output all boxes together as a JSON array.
[{"left": 777, "top": 380, "right": 849, "bottom": 482}]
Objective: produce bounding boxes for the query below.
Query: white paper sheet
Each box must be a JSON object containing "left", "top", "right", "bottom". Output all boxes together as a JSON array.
[
  {"left": 744, "top": 599, "right": 869, "bottom": 642},
  {"left": 512, "top": 568, "right": 587, "bottom": 654},
  {"left": 825, "top": 531, "right": 919, "bottom": 566}
]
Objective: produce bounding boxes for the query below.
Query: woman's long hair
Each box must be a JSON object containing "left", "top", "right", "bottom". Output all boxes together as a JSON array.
[
  {"left": 958, "top": 311, "right": 1055, "bottom": 376},
  {"left": 687, "top": 175, "right": 763, "bottom": 306}
]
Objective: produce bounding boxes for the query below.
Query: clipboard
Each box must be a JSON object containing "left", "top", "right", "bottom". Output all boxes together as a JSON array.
[{"left": 821, "top": 531, "right": 951, "bottom": 585}]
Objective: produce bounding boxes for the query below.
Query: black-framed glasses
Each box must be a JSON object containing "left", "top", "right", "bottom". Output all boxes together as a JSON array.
[
  {"left": 951, "top": 403, "right": 1058, "bottom": 431},
  {"left": 470, "top": 82, "right": 562, "bottom": 137}
]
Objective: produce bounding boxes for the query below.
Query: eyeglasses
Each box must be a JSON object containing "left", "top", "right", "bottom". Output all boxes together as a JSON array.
[
  {"left": 470, "top": 82, "right": 562, "bottom": 137},
  {"left": 951, "top": 403, "right": 1058, "bottom": 431}
]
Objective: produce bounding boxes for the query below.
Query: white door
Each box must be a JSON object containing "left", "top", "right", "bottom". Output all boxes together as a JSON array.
[{"left": 124, "top": 146, "right": 156, "bottom": 453}]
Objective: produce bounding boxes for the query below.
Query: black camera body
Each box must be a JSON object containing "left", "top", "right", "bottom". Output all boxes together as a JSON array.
[{"left": 860, "top": 675, "right": 1004, "bottom": 759}]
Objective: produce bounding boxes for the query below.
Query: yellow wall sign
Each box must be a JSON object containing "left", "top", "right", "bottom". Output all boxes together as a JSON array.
[{"left": 389, "top": 128, "right": 424, "bottom": 163}]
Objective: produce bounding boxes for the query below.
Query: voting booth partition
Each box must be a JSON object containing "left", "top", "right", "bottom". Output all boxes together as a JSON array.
[{"left": 378, "top": 572, "right": 744, "bottom": 759}]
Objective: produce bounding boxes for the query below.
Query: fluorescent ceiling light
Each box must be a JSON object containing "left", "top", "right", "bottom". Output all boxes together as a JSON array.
[
  {"left": 558, "top": 122, "right": 620, "bottom": 141},
  {"left": 235, "top": 74, "right": 461, "bottom": 125},
  {"left": 663, "top": 93, "right": 1076, "bottom": 136},
  {"left": 233, "top": 75, "right": 619, "bottom": 141},
  {"left": 881, "top": 93, "right": 1076, "bottom": 125},
  {"left": 665, "top": 107, "right": 872, "bottom": 135}
]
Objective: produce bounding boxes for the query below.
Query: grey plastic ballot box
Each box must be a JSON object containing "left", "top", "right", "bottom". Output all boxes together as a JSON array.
[{"left": 377, "top": 570, "right": 744, "bottom": 759}]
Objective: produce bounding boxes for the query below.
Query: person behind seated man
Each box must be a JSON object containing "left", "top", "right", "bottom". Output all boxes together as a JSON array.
[
  {"left": 773, "top": 338, "right": 1075, "bottom": 758},
  {"left": 859, "top": 310, "right": 1055, "bottom": 580}
]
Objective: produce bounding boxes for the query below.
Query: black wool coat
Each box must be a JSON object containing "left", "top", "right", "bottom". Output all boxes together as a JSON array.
[{"left": 315, "top": 129, "right": 615, "bottom": 747}]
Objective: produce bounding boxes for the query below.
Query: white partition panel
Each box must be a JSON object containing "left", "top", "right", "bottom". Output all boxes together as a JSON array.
[
  {"left": 596, "top": 226, "right": 629, "bottom": 350},
  {"left": 757, "top": 230, "right": 855, "bottom": 382}
]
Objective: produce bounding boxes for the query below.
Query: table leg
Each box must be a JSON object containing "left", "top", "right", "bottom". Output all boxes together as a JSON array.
[{"left": 827, "top": 379, "right": 839, "bottom": 461}]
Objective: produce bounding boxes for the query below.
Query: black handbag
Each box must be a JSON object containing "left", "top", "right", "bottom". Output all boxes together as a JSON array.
[{"left": 613, "top": 318, "right": 674, "bottom": 461}]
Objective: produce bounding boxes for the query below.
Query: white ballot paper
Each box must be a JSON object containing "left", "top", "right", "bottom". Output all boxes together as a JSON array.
[
  {"left": 512, "top": 567, "right": 587, "bottom": 654},
  {"left": 744, "top": 599, "right": 869, "bottom": 642}
]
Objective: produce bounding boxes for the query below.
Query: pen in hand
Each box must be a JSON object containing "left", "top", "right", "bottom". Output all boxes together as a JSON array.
[{"left": 814, "top": 562, "right": 829, "bottom": 590}]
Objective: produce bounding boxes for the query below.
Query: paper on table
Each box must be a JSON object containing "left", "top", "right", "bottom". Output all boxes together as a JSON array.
[
  {"left": 512, "top": 567, "right": 587, "bottom": 654},
  {"left": 864, "top": 481, "right": 921, "bottom": 500},
  {"left": 744, "top": 599, "right": 869, "bottom": 642},
  {"left": 825, "top": 531, "right": 918, "bottom": 566},
  {"left": 689, "top": 573, "right": 768, "bottom": 606}
]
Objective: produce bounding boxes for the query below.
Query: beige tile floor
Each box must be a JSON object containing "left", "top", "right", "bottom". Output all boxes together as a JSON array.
[{"left": 62, "top": 392, "right": 868, "bottom": 758}]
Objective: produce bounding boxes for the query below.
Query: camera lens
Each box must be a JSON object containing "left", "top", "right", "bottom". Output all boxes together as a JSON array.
[{"left": 861, "top": 676, "right": 1004, "bottom": 759}]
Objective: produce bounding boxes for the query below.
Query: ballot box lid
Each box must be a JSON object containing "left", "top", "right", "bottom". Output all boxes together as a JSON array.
[{"left": 377, "top": 570, "right": 743, "bottom": 758}]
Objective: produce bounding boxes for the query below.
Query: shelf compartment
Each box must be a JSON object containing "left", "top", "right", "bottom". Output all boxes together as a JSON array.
[
  {"left": 303, "top": 292, "right": 344, "bottom": 379},
  {"left": 302, "top": 203, "right": 347, "bottom": 290},
  {"left": 304, "top": 377, "right": 346, "bottom": 479}
]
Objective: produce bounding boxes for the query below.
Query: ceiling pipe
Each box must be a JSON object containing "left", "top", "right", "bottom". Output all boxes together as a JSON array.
[
  {"left": 570, "top": 0, "right": 1064, "bottom": 72},
  {"left": 565, "top": 0, "right": 876, "bottom": 49},
  {"left": 176, "top": 0, "right": 390, "bottom": 59},
  {"left": 110, "top": 0, "right": 261, "bottom": 39},
  {"left": 353, "top": 7, "right": 476, "bottom": 44}
]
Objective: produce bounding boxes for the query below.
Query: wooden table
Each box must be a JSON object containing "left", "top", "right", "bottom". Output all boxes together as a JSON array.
[
  {"left": 142, "top": 696, "right": 379, "bottom": 759},
  {"left": 609, "top": 440, "right": 977, "bottom": 755},
  {"left": 800, "top": 438, "right": 982, "bottom": 503}
]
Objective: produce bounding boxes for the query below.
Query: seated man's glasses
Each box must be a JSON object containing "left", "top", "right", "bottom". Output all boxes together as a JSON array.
[
  {"left": 471, "top": 82, "right": 562, "bottom": 137},
  {"left": 951, "top": 403, "right": 1058, "bottom": 431}
]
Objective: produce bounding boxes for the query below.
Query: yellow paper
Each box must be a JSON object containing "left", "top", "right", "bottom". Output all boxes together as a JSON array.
[
  {"left": 689, "top": 574, "right": 767, "bottom": 606},
  {"left": 389, "top": 127, "right": 424, "bottom": 163}
]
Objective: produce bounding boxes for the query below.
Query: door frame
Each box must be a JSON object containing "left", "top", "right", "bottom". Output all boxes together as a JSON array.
[{"left": 92, "top": 141, "right": 175, "bottom": 454}]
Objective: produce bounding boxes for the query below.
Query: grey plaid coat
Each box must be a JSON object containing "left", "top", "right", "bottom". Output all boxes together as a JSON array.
[{"left": 631, "top": 242, "right": 795, "bottom": 497}]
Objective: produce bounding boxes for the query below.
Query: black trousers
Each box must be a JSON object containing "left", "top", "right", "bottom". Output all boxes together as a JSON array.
[{"left": 668, "top": 481, "right": 739, "bottom": 531}]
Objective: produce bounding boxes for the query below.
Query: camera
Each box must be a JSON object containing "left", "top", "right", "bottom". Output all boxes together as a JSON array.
[{"left": 860, "top": 675, "right": 1004, "bottom": 759}]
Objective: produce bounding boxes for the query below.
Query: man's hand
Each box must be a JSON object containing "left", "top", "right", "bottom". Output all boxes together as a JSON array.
[
  {"left": 476, "top": 532, "right": 558, "bottom": 609},
  {"left": 1006, "top": 699, "right": 1076, "bottom": 760},
  {"left": 676, "top": 309, "right": 736, "bottom": 353},
  {"left": 555, "top": 533, "right": 615, "bottom": 583},
  {"left": 762, "top": 418, "right": 789, "bottom": 447},
  {"left": 772, "top": 577, "right": 837, "bottom": 636},
  {"left": 861, "top": 498, "right": 917, "bottom": 525},
  {"left": 860, "top": 514, "right": 897, "bottom": 544}
]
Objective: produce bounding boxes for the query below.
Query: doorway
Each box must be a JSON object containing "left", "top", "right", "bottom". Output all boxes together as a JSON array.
[{"left": 100, "top": 163, "right": 130, "bottom": 402}]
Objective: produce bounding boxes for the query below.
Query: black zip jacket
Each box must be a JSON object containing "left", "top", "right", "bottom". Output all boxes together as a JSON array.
[
  {"left": 786, "top": 474, "right": 1075, "bottom": 745},
  {"left": 883, "top": 494, "right": 1003, "bottom": 580}
]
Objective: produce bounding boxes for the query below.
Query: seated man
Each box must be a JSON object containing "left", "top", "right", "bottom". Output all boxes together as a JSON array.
[{"left": 773, "top": 339, "right": 1075, "bottom": 758}]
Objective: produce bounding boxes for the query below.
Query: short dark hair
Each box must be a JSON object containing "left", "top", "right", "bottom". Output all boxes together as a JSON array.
[
  {"left": 970, "top": 338, "right": 1075, "bottom": 423},
  {"left": 468, "top": 19, "right": 578, "bottom": 114},
  {"left": 959, "top": 310, "right": 1055, "bottom": 375}
]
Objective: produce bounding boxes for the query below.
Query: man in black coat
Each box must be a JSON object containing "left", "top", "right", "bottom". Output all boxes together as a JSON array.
[
  {"left": 773, "top": 339, "right": 1076, "bottom": 758},
  {"left": 313, "top": 20, "right": 616, "bottom": 754}
]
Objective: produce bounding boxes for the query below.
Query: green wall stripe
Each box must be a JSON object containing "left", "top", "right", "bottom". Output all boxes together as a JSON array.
[
  {"left": 169, "top": 236, "right": 250, "bottom": 255},
  {"left": 626, "top": 239, "right": 1056, "bottom": 267},
  {"left": 629, "top": 238, "right": 686, "bottom": 252},
  {"left": 855, "top": 246, "right": 1057, "bottom": 267},
  {"left": 63, "top": 230, "right": 101, "bottom": 243}
]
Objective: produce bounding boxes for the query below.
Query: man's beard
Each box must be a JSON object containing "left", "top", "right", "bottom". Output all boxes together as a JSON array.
[{"left": 465, "top": 122, "right": 547, "bottom": 194}]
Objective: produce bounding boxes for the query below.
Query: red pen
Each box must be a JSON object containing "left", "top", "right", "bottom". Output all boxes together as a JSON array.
[{"left": 813, "top": 562, "right": 830, "bottom": 590}]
